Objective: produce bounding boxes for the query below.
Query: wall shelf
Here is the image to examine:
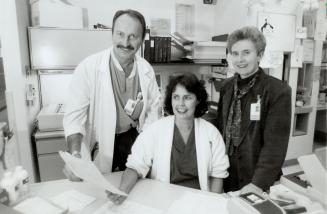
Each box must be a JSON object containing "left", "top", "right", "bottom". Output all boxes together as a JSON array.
[
  {"left": 316, "top": 103, "right": 327, "bottom": 111},
  {"left": 293, "top": 113, "right": 309, "bottom": 136},
  {"left": 294, "top": 106, "right": 313, "bottom": 114}
]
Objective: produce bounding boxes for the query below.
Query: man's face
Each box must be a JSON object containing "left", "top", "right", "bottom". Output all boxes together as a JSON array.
[
  {"left": 230, "top": 39, "right": 262, "bottom": 79},
  {"left": 112, "top": 14, "right": 143, "bottom": 63}
]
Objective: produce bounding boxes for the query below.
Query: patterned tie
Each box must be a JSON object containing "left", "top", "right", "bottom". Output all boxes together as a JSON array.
[{"left": 225, "top": 73, "right": 258, "bottom": 155}]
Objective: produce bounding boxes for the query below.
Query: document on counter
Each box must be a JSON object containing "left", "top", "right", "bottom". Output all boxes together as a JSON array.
[
  {"left": 93, "top": 200, "right": 163, "bottom": 214},
  {"left": 14, "top": 197, "right": 67, "bottom": 214},
  {"left": 165, "top": 192, "right": 228, "bottom": 214},
  {"left": 51, "top": 189, "right": 96, "bottom": 212},
  {"left": 59, "top": 151, "right": 127, "bottom": 196}
]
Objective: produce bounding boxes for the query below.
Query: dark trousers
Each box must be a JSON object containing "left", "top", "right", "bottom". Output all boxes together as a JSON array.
[
  {"left": 111, "top": 128, "right": 138, "bottom": 172},
  {"left": 223, "top": 146, "right": 241, "bottom": 192},
  {"left": 223, "top": 154, "right": 240, "bottom": 192}
]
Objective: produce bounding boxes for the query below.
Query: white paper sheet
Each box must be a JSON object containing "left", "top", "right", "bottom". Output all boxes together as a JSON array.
[
  {"left": 175, "top": 3, "right": 194, "bottom": 37},
  {"left": 14, "top": 197, "right": 65, "bottom": 214},
  {"left": 59, "top": 151, "right": 127, "bottom": 196},
  {"left": 260, "top": 51, "right": 284, "bottom": 69},
  {"left": 150, "top": 18, "right": 171, "bottom": 36},
  {"left": 165, "top": 192, "right": 228, "bottom": 214},
  {"left": 302, "top": 39, "right": 314, "bottom": 62},
  {"left": 51, "top": 189, "right": 96, "bottom": 212},
  {"left": 93, "top": 200, "right": 163, "bottom": 214},
  {"left": 290, "top": 43, "right": 303, "bottom": 68}
]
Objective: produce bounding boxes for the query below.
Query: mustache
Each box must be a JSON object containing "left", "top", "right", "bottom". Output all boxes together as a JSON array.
[{"left": 117, "top": 44, "right": 134, "bottom": 50}]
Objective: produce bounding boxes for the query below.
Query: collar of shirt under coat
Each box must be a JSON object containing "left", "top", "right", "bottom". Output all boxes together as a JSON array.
[{"left": 110, "top": 48, "right": 137, "bottom": 78}]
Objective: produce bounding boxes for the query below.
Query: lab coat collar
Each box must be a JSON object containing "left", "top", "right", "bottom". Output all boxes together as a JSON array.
[
  {"left": 110, "top": 48, "right": 137, "bottom": 78},
  {"left": 98, "top": 47, "right": 151, "bottom": 77}
]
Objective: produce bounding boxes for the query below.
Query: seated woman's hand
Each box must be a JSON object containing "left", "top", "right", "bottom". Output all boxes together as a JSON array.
[{"left": 106, "top": 190, "right": 127, "bottom": 205}]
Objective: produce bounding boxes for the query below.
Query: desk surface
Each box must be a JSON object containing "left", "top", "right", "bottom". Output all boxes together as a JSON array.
[{"left": 28, "top": 172, "right": 226, "bottom": 213}]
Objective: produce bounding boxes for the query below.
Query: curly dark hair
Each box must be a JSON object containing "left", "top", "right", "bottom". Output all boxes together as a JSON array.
[{"left": 164, "top": 73, "right": 208, "bottom": 118}]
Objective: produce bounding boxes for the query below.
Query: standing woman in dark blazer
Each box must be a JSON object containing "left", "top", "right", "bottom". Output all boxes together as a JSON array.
[{"left": 216, "top": 26, "right": 291, "bottom": 194}]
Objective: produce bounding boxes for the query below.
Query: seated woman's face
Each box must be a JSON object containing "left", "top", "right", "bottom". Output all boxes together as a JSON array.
[
  {"left": 171, "top": 84, "right": 198, "bottom": 120},
  {"left": 230, "top": 39, "right": 262, "bottom": 78}
]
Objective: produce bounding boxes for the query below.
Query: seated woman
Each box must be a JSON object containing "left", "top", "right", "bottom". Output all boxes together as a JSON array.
[{"left": 107, "top": 73, "right": 229, "bottom": 204}]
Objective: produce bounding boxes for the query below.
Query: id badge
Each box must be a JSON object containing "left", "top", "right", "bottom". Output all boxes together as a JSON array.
[
  {"left": 124, "top": 99, "right": 137, "bottom": 116},
  {"left": 250, "top": 96, "right": 261, "bottom": 121}
]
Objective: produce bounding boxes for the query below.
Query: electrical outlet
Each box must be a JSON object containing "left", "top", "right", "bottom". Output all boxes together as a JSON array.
[{"left": 26, "top": 83, "right": 36, "bottom": 106}]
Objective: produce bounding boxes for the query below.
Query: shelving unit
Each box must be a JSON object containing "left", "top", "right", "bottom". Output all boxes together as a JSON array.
[
  {"left": 314, "top": 41, "right": 327, "bottom": 142},
  {"left": 0, "top": 58, "right": 5, "bottom": 110},
  {"left": 286, "top": 1, "right": 326, "bottom": 160}
]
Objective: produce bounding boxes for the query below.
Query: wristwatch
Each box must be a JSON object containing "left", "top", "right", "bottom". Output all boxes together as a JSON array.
[{"left": 71, "top": 150, "right": 81, "bottom": 158}]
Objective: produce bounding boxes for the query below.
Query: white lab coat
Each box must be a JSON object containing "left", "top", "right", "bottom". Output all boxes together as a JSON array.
[
  {"left": 63, "top": 47, "right": 161, "bottom": 173},
  {"left": 126, "top": 116, "right": 229, "bottom": 191}
]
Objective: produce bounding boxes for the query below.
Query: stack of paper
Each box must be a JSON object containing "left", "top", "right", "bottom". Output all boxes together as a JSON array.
[
  {"left": 14, "top": 197, "right": 66, "bottom": 214},
  {"left": 93, "top": 200, "right": 163, "bottom": 214},
  {"left": 59, "top": 151, "right": 127, "bottom": 196},
  {"left": 51, "top": 189, "right": 96, "bottom": 212},
  {"left": 191, "top": 41, "right": 227, "bottom": 61},
  {"left": 165, "top": 192, "right": 228, "bottom": 214}
]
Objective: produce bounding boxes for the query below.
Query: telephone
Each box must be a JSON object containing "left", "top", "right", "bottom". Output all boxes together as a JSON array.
[
  {"left": 37, "top": 103, "right": 65, "bottom": 132},
  {"left": 228, "top": 192, "right": 286, "bottom": 214}
]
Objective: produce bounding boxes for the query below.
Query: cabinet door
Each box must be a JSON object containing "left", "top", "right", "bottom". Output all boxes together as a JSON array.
[
  {"left": 28, "top": 28, "right": 112, "bottom": 69},
  {"left": 38, "top": 153, "right": 65, "bottom": 182},
  {"left": 36, "top": 138, "right": 67, "bottom": 154}
]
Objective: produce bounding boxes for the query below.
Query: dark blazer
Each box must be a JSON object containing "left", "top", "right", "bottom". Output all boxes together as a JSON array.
[{"left": 217, "top": 68, "right": 292, "bottom": 191}]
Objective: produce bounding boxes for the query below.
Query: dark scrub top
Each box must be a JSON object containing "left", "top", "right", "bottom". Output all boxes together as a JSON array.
[
  {"left": 109, "top": 55, "right": 142, "bottom": 134},
  {"left": 170, "top": 124, "right": 200, "bottom": 189}
]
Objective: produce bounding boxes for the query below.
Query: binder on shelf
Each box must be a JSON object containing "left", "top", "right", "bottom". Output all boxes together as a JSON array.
[
  {"left": 162, "top": 37, "right": 167, "bottom": 63},
  {"left": 167, "top": 37, "right": 171, "bottom": 62},
  {"left": 154, "top": 37, "right": 160, "bottom": 62},
  {"left": 144, "top": 28, "right": 150, "bottom": 62},
  {"left": 150, "top": 37, "right": 155, "bottom": 62},
  {"left": 158, "top": 37, "right": 163, "bottom": 62},
  {"left": 147, "top": 36, "right": 172, "bottom": 63}
]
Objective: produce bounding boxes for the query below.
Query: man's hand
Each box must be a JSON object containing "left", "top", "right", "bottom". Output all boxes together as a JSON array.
[
  {"left": 240, "top": 183, "right": 263, "bottom": 195},
  {"left": 106, "top": 190, "right": 127, "bottom": 205}
]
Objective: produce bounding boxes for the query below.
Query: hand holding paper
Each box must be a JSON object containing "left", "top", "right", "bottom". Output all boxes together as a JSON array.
[{"left": 59, "top": 151, "right": 127, "bottom": 196}]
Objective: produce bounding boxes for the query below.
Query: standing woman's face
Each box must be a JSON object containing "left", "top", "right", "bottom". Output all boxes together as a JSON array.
[
  {"left": 230, "top": 39, "right": 263, "bottom": 79},
  {"left": 171, "top": 84, "right": 198, "bottom": 121}
]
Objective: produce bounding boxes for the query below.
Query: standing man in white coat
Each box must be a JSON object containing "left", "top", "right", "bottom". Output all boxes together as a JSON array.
[{"left": 63, "top": 9, "right": 161, "bottom": 180}]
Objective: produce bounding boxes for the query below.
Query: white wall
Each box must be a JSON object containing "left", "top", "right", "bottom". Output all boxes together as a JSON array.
[
  {"left": 37, "top": 0, "right": 219, "bottom": 41},
  {"left": 214, "top": 0, "right": 300, "bottom": 35},
  {"left": 0, "top": 0, "right": 38, "bottom": 181}
]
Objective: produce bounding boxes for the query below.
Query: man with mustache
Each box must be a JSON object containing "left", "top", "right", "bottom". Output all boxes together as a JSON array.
[{"left": 63, "top": 9, "right": 161, "bottom": 180}]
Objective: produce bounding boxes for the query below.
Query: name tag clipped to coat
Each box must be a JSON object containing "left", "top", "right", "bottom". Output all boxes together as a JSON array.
[
  {"left": 250, "top": 95, "right": 261, "bottom": 121},
  {"left": 124, "top": 92, "right": 143, "bottom": 116}
]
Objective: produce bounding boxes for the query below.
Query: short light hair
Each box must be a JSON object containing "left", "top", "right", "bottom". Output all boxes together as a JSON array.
[{"left": 227, "top": 26, "right": 266, "bottom": 55}]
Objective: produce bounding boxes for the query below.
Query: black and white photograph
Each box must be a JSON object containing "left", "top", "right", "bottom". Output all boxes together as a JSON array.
[{"left": 0, "top": 0, "right": 326, "bottom": 213}]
